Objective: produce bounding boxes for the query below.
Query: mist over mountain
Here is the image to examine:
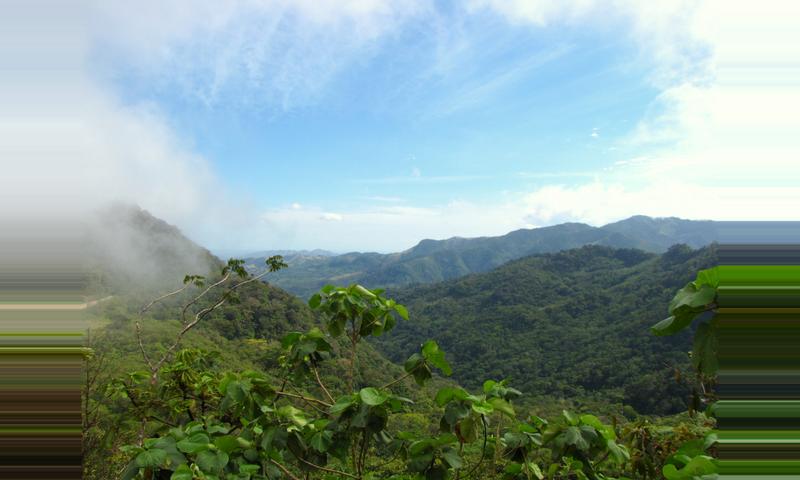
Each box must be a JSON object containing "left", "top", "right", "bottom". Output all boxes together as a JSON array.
[
  {"left": 85, "top": 204, "right": 221, "bottom": 296},
  {"left": 247, "top": 216, "right": 719, "bottom": 298}
]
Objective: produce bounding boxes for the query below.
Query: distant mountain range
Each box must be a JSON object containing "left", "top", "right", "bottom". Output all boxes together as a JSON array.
[
  {"left": 86, "top": 206, "right": 717, "bottom": 415},
  {"left": 247, "top": 215, "right": 719, "bottom": 298}
]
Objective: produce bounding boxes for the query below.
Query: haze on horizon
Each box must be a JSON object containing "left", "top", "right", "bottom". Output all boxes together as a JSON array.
[{"left": 6, "top": 1, "right": 800, "bottom": 253}]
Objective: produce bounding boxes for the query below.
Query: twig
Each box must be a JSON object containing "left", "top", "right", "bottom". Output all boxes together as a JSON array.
[
  {"left": 276, "top": 390, "right": 332, "bottom": 408},
  {"left": 151, "top": 269, "right": 274, "bottom": 377},
  {"left": 312, "top": 365, "right": 335, "bottom": 404},
  {"left": 284, "top": 386, "right": 329, "bottom": 415},
  {"left": 139, "top": 284, "right": 191, "bottom": 318},
  {"left": 295, "top": 456, "right": 359, "bottom": 479},
  {"left": 380, "top": 367, "right": 417, "bottom": 390},
  {"left": 135, "top": 322, "right": 154, "bottom": 371},
  {"left": 180, "top": 274, "right": 230, "bottom": 325},
  {"left": 270, "top": 459, "right": 303, "bottom": 480},
  {"left": 462, "top": 415, "right": 488, "bottom": 480}
]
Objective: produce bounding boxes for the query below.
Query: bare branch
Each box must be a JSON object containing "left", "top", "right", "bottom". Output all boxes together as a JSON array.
[
  {"left": 312, "top": 365, "right": 335, "bottom": 404},
  {"left": 150, "top": 268, "right": 276, "bottom": 378},
  {"left": 135, "top": 321, "right": 154, "bottom": 371},
  {"left": 180, "top": 273, "right": 230, "bottom": 325},
  {"left": 269, "top": 459, "right": 303, "bottom": 480},
  {"left": 139, "top": 283, "right": 192, "bottom": 318},
  {"left": 276, "top": 390, "right": 332, "bottom": 408},
  {"left": 295, "top": 456, "right": 358, "bottom": 479}
]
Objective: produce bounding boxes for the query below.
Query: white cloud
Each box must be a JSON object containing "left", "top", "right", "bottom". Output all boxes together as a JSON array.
[
  {"left": 8, "top": 0, "right": 797, "bottom": 256},
  {"left": 1, "top": 1, "right": 253, "bottom": 247},
  {"left": 87, "top": 0, "right": 430, "bottom": 109},
  {"left": 320, "top": 212, "right": 344, "bottom": 222},
  {"left": 473, "top": 0, "right": 800, "bottom": 225}
]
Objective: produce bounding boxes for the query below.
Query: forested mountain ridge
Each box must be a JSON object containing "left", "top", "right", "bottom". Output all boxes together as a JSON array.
[
  {"left": 249, "top": 216, "right": 719, "bottom": 298},
  {"left": 371, "top": 243, "right": 717, "bottom": 415}
]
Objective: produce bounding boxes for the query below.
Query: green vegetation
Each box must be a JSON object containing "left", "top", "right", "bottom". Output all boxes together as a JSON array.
[
  {"left": 86, "top": 277, "right": 717, "bottom": 480},
  {"left": 81, "top": 208, "right": 721, "bottom": 479},
  {"left": 250, "top": 217, "right": 719, "bottom": 298},
  {"left": 370, "top": 244, "right": 716, "bottom": 416}
]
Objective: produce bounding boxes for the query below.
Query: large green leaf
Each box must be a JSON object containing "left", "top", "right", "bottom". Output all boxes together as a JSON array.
[
  {"left": 435, "top": 387, "right": 468, "bottom": 407},
  {"left": 213, "top": 435, "right": 240, "bottom": 454},
  {"left": 662, "top": 455, "right": 717, "bottom": 479},
  {"left": 442, "top": 449, "right": 463, "bottom": 469},
  {"left": 176, "top": 433, "right": 211, "bottom": 454},
  {"left": 422, "top": 340, "right": 452, "bottom": 376},
  {"left": 196, "top": 450, "right": 229, "bottom": 473},
  {"left": 359, "top": 387, "right": 390, "bottom": 406},
  {"left": 488, "top": 397, "right": 515, "bottom": 418},
  {"left": 693, "top": 321, "right": 719, "bottom": 376},
  {"left": 135, "top": 448, "right": 167, "bottom": 468},
  {"left": 170, "top": 464, "right": 193, "bottom": 480},
  {"left": 651, "top": 312, "right": 696, "bottom": 336}
]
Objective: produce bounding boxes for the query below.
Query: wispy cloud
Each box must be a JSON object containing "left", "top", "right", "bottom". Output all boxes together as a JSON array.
[
  {"left": 89, "top": 0, "right": 430, "bottom": 111},
  {"left": 515, "top": 171, "right": 596, "bottom": 179},
  {"left": 428, "top": 44, "right": 572, "bottom": 117},
  {"left": 353, "top": 174, "right": 494, "bottom": 185},
  {"left": 360, "top": 196, "right": 406, "bottom": 203}
]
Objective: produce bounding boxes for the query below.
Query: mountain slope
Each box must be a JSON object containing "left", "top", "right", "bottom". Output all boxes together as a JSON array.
[
  {"left": 86, "top": 204, "right": 221, "bottom": 296},
  {"left": 370, "top": 243, "right": 717, "bottom": 415},
  {"left": 85, "top": 204, "right": 439, "bottom": 397},
  {"left": 251, "top": 216, "right": 719, "bottom": 298}
]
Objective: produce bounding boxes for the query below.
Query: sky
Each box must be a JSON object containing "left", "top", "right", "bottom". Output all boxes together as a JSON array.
[{"left": 5, "top": 1, "right": 800, "bottom": 253}]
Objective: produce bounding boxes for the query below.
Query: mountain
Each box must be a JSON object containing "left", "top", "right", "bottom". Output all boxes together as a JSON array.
[
  {"left": 370, "top": 243, "right": 717, "bottom": 415},
  {"left": 84, "top": 203, "right": 444, "bottom": 403},
  {"left": 249, "top": 216, "right": 719, "bottom": 298},
  {"left": 85, "top": 204, "right": 221, "bottom": 296},
  {"left": 244, "top": 249, "right": 337, "bottom": 258}
]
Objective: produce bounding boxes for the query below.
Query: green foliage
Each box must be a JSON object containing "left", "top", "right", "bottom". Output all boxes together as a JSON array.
[
  {"left": 84, "top": 210, "right": 720, "bottom": 480},
  {"left": 651, "top": 267, "right": 718, "bottom": 337},
  {"left": 373, "top": 245, "right": 717, "bottom": 415},
  {"left": 103, "top": 280, "right": 715, "bottom": 480}
]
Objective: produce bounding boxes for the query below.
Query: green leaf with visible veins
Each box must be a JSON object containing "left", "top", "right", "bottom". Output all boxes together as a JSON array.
[
  {"left": 359, "top": 387, "right": 389, "bottom": 406},
  {"left": 135, "top": 448, "right": 166, "bottom": 468}
]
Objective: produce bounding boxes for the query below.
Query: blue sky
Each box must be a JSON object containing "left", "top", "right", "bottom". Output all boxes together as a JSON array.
[{"left": 48, "top": 1, "right": 800, "bottom": 252}]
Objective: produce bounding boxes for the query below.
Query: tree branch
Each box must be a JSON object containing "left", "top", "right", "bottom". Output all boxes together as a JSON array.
[
  {"left": 462, "top": 415, "right": 488, "bottom": 480},
  {"left": 312, "top": 365, "right": 335, "bottom": 404},
  {"left": 151, "top": 268, "right": 275, "bottom": 378},
  {"left": 269, "top": 459, "right": 303, "bottom": 480},
  {"left": 380, "top": 366, "right": 419, "bottom": 390},
  {"left": 180, "top": 274, "right": 230, "bottom": 325},
  {"left": 276, "top": 390, "right": 332, "bottom": 408},
  {"left": 295, "top": 456, "right": 359, "bottom": 479}
]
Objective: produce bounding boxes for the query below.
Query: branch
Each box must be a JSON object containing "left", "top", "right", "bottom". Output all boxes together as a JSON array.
[
  {"left": 180, "top": 273, "right": 230, "bottom": 325},
  {"left": 380, "top": 367, "right": 418, "bottom": 390},
  {"left": 275, "top": 390, "right": 332, "bottom": 408},
  {"left": 312, "top": 365, "right": 335, "bottom": 404},
  {"left": 137, "top": 283, "right": 194, "bottom": 370},
  {"left": 269, "top": 459, "right": 303, "bottom": 480},
  {"left": 135, "top": 321, "right": 154, "bottom": 371},
  {"left": 295, "top": 456, "right": 359, "bottom": 479},
  {"left": 151, "top": 269, "right": 274, "bottom": 376},
  {"left": 139, "top": 283, "right": 192, "bottom": 318},
  {"left": 462, "top": 415, "right": 488, "bottom": 480}
]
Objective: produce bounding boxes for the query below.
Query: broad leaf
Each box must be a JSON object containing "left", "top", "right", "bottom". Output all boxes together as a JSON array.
[{"left": 359, "top": 387, "right": 390, "bottom": 406}]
